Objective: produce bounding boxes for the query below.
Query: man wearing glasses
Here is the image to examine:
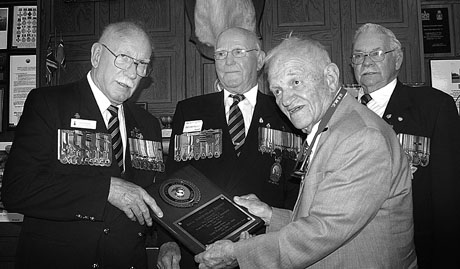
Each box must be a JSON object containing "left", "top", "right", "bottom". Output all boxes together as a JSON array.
[
  {"left": 351, "top": 23, "right": 460, "bottom": 268},
  {"left": 2, "top": 21, "right": 164, "bottom": 268},
  {"left": 157, "top": 27, "right": 301, "bottom": 268}
]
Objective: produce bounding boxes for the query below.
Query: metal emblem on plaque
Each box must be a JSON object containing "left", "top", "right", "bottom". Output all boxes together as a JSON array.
[
  {"left": 174, "top": 129, "right": 223, "bottom": 162},
  {"left": 159, "top": 178, "right": 201, "bottom": 208}
]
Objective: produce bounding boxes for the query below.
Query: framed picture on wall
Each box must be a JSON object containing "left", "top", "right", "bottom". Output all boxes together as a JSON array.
[
  {"left": 11, "top": 5, "right": 37, "bottom": 49},
  {"left": 421, "top": 4, "right": 454, "bottom": 56},
  {"left": 9, "top": 54, "right": 36, "bottom": 128},
  {"left": 0, "top": 8, "right": 8, "bottom": 50},
  {"left": 430, "top": 59, "right": 460, "bottom": 113}
]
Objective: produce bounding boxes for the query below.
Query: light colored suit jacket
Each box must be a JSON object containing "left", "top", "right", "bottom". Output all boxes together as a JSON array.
[{"left": 234, "top": 94, "right": 417, "bottom": 269}]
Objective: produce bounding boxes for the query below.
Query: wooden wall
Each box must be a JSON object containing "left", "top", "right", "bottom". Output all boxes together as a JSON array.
[{"left": 38, "top": 0, "right": 424, "bottom": 119}]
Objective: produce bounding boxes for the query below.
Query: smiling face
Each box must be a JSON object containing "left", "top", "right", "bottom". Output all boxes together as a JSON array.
[
  {"left": 214, "top": 28, "right": 264, "bottom": 94},
  {"left": 90, "top": 30, "right": 151, "bottom": 105},
  {"left": 352, "top": 30, "right": 402, "bottom": 93},
  {"left": 268, "top": 54, "right": 337, "bottom": 134}
]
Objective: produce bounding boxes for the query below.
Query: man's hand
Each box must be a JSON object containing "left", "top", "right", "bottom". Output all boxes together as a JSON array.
[
  {"left": 108, "top": 177, "right": 163, "bottom": 226},
  {"left": 234, "top": 194, "right": 272, "bottom": 225},
  {"left": 195, "top": 240, "right": 238, "bottom": 269},
  {"left": 157, "top": 242, "right": 181, "bottom": 269}
]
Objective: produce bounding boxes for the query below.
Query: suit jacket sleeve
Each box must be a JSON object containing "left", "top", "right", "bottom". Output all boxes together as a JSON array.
[
  {"left": 234, "top": 127, "right": 400, "bottom": 268},
  {"left": 2, "top": 88, "right": 109, "bottom": 221},
  {"left": 430, "top": 95, "right": 460, "bottom": 262}
]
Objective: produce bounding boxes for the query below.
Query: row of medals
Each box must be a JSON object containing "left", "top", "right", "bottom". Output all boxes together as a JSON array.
[
  {"left": 58, "top": 129, "right": 164, "bottom": 171},
  {"left": 173, "top": 127, "right": 304, "bottom": 162},
  {"left": 397, "top": 133, "right": 430, "bottom": 167},
  {"left": 174, "top": 129, "right": 223, "bottom": 161}
]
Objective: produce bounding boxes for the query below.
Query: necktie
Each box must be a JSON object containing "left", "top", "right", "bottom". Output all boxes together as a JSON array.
[
  {"left": 228, "top": 94, "right": 245, "bottom": 156},
  {"left": 360, "top": 93, "right": 372, "bottom": 106},
  {"left": 107, "top": 105, "right": 123, "bottom": 170}
]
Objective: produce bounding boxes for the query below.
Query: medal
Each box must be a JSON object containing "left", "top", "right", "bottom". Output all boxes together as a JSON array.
[
  {"left": 173, "top": 129, "right": 223, "bottom": 162},
  {"left": 269, "top": 156, "right": 282, "bottom": 184}
]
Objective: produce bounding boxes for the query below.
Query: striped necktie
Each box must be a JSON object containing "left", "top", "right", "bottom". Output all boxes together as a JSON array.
[
  {"left": 228, "top": 94, "right": 245, "bottom": 156},
  {"left": 107, "top": 105, "right": 123, "bottom": 170},
  {"left": 360, "top": 93, "right": 372, "bottom": 106}
]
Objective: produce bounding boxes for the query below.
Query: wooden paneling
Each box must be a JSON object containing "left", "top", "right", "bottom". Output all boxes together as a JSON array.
[
  {"left": 39, "top": 0, "right": 108, "bottom": 87},
  {"left": 261, "top": 0, "right": 342, "bottom": 88},
  {"left": 276, "top": 0, "right": 327, "bottom": 27}
]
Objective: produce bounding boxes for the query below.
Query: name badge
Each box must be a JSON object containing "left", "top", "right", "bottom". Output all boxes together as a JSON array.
[
  {"left": 71, "top": 118, "right": 97, "bottom": 130},
  {"left": 183, "top": 120, "right": 203, "bottom": 133}
]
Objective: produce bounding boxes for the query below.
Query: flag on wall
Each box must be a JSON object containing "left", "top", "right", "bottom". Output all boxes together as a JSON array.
[
  {"left": 56, "top": 38, "right": 66, "bottom": 69},
  {"left": 45, "top": 38, "right": 58, "bottom": 85}
]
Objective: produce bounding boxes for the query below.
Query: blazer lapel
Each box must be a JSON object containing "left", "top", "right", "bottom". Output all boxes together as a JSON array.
[
  {"left": 383, "top": 81, "right": 411, "bottom": 120},
  {"left": 75, "top": 78, "right": 107, "bottom": 133}
]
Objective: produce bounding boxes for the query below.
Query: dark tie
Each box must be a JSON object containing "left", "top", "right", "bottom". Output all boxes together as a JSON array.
[
  {"left": 360, "top": 93, "right": 372, "bottom": 106},
  {"left": 107, "top": 105, "right": 123, "bottom": 170},
  {"left": 228, "top": 94, "right": 245, "bottom": 156}
]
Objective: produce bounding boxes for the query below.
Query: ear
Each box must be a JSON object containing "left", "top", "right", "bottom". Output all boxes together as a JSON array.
[
  {"left": 256, "top": 50, "right": 266, "bottom": 71},
  {"left": 91, "top": 43, "right": 102, "bottom": 68},
  {"left": 395, "top": 49, "right": 404, "bottom": 71},
  {"left": 324, "top": 63, "right": 340, "bottom": 92}
]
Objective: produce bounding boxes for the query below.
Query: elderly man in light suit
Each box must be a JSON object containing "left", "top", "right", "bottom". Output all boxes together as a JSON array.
[{"left": 195, "top": 36, "right": 417, "bottom": 268}]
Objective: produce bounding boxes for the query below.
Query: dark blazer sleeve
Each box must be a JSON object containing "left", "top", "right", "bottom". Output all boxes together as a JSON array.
[
  {"left": 429, "top": 93, "right": 460, "bottom": 264},
  {"left": 2, "top": 87, "right": 110, "bottom": 221}
]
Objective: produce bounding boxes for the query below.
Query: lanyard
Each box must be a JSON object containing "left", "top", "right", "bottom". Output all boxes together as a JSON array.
[{"left": 291, "top": 87, "right": 348, "bottom": 179}]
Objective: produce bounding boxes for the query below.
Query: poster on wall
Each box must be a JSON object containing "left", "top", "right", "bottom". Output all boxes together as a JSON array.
[
  {"left": 0, "top": 8, "right": 8, "bottom": 49},
  {"left": 430, "top": 59, "right": 460, "bottom": 113},
  {"left": 11, "top": 5, "right": 37, "bottom": 49},
  {"left": 9, "top": 55, "right": 36, "bottom": 127},
  {"left": 421, "top": 5, "right": 453, "bottom": 56}
]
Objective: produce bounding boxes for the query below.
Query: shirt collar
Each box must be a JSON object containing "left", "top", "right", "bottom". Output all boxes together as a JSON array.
[
  {"left": 87, "top": 72, "right": 122, "bottom": 113},
  {"left": 359, "top": 78, "right": 397, "bottom": 106},
  {"left": 223, "top": 84, "right": 258, "bottom": 107},
  {"left": 369, "top": 78, "right": 397, "bottom": 104}
]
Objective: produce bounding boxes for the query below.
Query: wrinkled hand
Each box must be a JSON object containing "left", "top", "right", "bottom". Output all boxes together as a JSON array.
[
  {"left": 234, "top": 194, "right": 272, "bottom": 225},
  {"left": 108, "top": 177, "right": 163, "bottom": 226},
  {"left": 195, "top": 240, "right": 238, "bottom": 269},
  {"left": 157, "top": 242, "right": 181, "bottom": 269}
]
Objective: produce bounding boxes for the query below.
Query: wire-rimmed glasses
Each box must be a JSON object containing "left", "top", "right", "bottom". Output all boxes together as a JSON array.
[{"left": 101, "top": 43, "right": 152, "bottom": 77}]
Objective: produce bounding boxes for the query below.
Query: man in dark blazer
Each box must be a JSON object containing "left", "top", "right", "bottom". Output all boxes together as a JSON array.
[
  {"left": 352, "top": 23, "right": 460, "bottom": 268},
  {"left": 157, "top": 27, "right": 301, "bottom": 268},
  {"left": 2, "top": 21, "right": 164, "bottom": 269}
]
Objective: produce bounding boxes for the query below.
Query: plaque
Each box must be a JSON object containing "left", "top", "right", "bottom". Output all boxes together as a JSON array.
[
  {"left": 151, "top": 165, "right": 264, "bottom": 254},
  {"left": 421, "top": 5, "right": 454, "bottom": 55}
]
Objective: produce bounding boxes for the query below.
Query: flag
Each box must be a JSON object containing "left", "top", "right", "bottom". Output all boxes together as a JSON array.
[
  {"left": 56, "top": 38, "right": 66, "bottom": 69},
  {"left": 45, "top": 38, "right": 58, "bottom": 85}
]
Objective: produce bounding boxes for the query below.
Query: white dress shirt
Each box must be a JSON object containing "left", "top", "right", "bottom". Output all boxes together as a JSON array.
[
  {"left": 358, "top": 78, "right": 397, "bottom": 117},
  {"left": 224, "top": 85, "right": 258, "bottom": 135},
  {"left": 87, "top": 72, "right": 127, "bottom": 171}
]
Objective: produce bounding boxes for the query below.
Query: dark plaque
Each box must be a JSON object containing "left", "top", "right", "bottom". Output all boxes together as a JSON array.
[
  {"left": 150, "top": 165, "right": 264, "bottom": 254},
  {"left": 421, "top": 6, "right": 453, "bottom": 55}
]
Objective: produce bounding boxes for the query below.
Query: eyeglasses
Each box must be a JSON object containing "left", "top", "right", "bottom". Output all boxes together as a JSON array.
[
  {"left": 100, "top": 43, "right": 152, "bottom": 77},
  {"left": 351, "top": 49, "right": 396, "bottom": 65},
  {"left": 214, "top": 48, "right": 258, "bottom": 60}
]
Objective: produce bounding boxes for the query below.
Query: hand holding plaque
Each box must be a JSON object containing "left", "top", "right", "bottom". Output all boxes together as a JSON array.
[{"left": 150, "top": 165, "right": 264, "bottom": 254}]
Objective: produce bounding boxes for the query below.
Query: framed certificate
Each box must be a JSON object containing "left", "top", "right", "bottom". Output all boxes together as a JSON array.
[
  {"left": 8, "top": 54, "right": 36, "bottom": 127},
  {"left": 421, "top": 4, "right": 454, "bottom": 56},
  {"left": 151, "top": 165, "right": 264, "bottom": 254},
  {"left": 430, "top": 59, "right": 460, "bottom": 113}
]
